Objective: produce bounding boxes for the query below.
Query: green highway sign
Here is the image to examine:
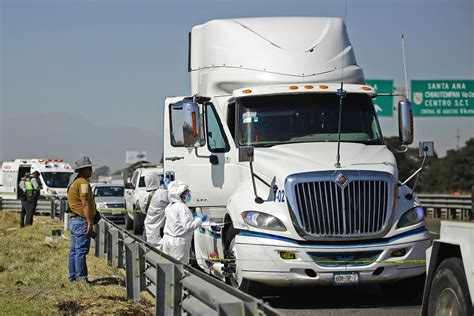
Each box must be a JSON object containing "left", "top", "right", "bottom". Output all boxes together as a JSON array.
[
  {"left": 411, "top": 80, "right": 474, "bottom": 116},
  {"left": 366, "top": 80, "right": 394, "bottom": 117}
]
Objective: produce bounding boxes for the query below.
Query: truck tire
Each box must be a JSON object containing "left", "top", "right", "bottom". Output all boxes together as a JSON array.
[
  {"left": 428, "top": 257, "right": 472, "bottom": 316},
  {"left": 224, "top": 224, "right": 262, "bottom": 297},
  {"left": 125, "top": 213, "right": 133, "bottom": 230}
]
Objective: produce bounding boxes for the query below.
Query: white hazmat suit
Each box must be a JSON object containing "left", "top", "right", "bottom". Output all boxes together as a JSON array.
[
  {"left": 142, "top": 173, "right": 168, "bottom": 247},
  {"left": 161, "top": 180, "right": 202, "bottom": 263}
]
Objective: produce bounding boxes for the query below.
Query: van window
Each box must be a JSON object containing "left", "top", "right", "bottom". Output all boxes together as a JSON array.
[{"left": 138, "top": 176, "right": 146, "bottom": 188}]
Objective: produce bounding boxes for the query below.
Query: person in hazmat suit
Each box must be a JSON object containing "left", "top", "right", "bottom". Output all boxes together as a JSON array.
[
  {"left": 142, "top": 173, "right": 170, "bottom": 248},
  {"left": 139, "top": 172, "right": 161, "bottom": 241},
  {"left": 161, "top": 180, "right": 207, "bottom": 263}
]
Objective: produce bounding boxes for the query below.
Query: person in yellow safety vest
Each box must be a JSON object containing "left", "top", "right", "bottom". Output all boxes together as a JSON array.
[{"left": 18, "top": 171, "right": 42, "bottom": 227}]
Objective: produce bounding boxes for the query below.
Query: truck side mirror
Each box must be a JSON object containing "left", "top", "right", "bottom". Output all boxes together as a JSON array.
[
  {"left": 124, "top": 183, "right": 134, "bottom": 189},
  {"left": 419, "top": 141, "right": 434, "bottom": 158},
  {"left": 174, "top": 100, "right": 201, "bottom": 148},
  {"left": 398, "top": 100, "right": 414, "bottom": 145}
]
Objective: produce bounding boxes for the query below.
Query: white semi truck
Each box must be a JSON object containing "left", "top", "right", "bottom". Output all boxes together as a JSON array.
[
  {"left": 163, "top": 17, "right": 432, "bottom": 291},
  {"left": 0, "top": 159, "right": 73, "bottom": 200}
]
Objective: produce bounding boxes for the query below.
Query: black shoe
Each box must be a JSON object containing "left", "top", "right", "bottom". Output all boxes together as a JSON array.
[{"left": 76, "top": 277, "right": 91, "bottom": 284}]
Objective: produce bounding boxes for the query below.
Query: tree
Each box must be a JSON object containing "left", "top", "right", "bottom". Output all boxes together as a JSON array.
[
  {"left": 421, "top": 138, "right": 474, "bottom": 193},
  {"left": 91, "top": 165, "right": 110, "bottom": 181}
]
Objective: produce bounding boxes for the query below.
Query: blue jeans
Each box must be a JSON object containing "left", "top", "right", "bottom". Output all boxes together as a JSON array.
[{"left": 68, "top": 217, "right": 91, "bottom": 281}]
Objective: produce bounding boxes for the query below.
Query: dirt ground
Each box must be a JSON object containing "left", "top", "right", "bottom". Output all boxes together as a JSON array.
[{"left": 0, "top": 211, "right": 154, "bottom": 315}]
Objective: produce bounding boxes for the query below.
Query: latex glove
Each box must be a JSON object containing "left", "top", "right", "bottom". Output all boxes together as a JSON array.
[{"left": 200, "top": 214, "right": 209, "bottom": 222}]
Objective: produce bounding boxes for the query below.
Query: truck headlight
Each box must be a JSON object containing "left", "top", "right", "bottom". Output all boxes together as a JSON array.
[
  {"left": 242, "top": 211, "right": 286, "bottom": 231},
  {"left": 397, "top": 206, "right": 424, "bottom": 228},
  {"left": 46, "top": 188, "right": 56, "bottom": 195}
]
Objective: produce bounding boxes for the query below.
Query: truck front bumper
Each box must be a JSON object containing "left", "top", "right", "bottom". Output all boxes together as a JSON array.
[{"left": 235, "top": 228, "right": 432, "bottom": 285}]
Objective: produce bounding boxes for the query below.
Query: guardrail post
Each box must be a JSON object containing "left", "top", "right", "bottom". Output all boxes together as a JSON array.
[
  {"left": 0, "top": 197, "right": 3, "bottom": 211},
  {"left": 156, "top": 260, "right": 183, "bottom": 316},
  {"left": 50, "top": 200, "right": 55, "bottom": 219},
  {"left": 95, "top": 221, "right": 106, "bottom": 257},
  {"left": 125, "top": 242, "right": 145, "bottom": 300},
  {"left": 107, "top": 229, "right": 123, "bottom": 268},
  {"left": 58, "top": 200, "right": 65, "bottom": 221},
  {"left": 471, "top": 186, "right": 474, "bottom": 221}
]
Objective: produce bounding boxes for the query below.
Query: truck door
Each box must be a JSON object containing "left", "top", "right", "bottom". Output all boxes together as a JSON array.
[
  {"left": 163, "top": 97, "right": 239, "bottom": 209},
  {"left": 0, "top": 162, "right": 23, "bottom": 199},
  {"left": 125, "top": 170, "right": 139, "bottom": 210}
]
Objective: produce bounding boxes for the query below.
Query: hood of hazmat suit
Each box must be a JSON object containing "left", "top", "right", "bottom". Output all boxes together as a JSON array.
[
  {"left": 144, "top": 172, "right": 161, "bottom": 192},
  {"left": 161, "top": 180, "right": 202, "bottom": 263}
]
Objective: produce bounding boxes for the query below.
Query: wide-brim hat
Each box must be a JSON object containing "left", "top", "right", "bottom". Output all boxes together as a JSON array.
[{"left": 74, "top": 156, "right": 95, "bottom": 172}]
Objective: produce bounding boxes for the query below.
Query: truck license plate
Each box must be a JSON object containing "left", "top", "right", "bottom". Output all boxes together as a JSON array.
[{"left": 333, "top": 273, "right": 359, "bottom": 285}]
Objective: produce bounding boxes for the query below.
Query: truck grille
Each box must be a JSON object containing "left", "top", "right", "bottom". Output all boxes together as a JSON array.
[
  {"left": 106, "top": 203, "right": 125, "bottom": 209},
  {"left": 286, "top": 171, "right": 393, "bottom": 239}
]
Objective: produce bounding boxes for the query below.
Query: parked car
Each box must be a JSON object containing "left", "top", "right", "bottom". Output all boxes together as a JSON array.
[
  {"left": 92, "top": 183, "right": 126, "bottom": 221},
  {"left": 125, "top": 166, "right": 163, "bottom": 234}
]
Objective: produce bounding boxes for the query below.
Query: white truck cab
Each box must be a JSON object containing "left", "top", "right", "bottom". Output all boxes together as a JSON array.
[
  {"left": 0, "top": 159, "right": 73, "bottom": 200},
  {"left": 163, "top": 17, "right": 432, "bottom": 292}
]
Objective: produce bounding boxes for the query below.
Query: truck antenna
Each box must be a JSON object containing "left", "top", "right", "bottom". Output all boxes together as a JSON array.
[
  {"left": 335, "top": 0, "right": 348, "bottom": 168},
  {"left": 401, "top": 33, "right": 409, "bottom": 99}
]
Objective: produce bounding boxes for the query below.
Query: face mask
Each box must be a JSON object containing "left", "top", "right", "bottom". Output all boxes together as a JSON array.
[{"left": 185, "top": 192, "right": 192, "bottom": 203}]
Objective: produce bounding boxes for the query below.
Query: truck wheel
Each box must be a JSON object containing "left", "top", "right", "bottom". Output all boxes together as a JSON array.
[
  {"left": 428, "top": 257, "right": 472, "bottom": 316},
  {"left": 224, "top": 225, "right": 261, "bottom": 296},
  {"left": 132, "top": 212, "right": 144, "bottom": 236},
  {"left": 125, "top": 213, "right": 133, "bottom": 230}
]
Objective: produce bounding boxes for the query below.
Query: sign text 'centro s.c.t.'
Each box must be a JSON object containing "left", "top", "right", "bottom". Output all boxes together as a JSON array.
[
  {"left": 366, "top": 80, "right": 394, "bottom": 117},
  {"left": 411, "top": 80, "right": 474, "bottom": 117}
]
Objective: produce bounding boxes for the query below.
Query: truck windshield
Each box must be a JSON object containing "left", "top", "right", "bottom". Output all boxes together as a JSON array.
[
  {"left": 41, "top": 172, "right": 72, "bottom": 188},
  {"left": 238, "top": 93, "right": 383, "bottom": 147}
]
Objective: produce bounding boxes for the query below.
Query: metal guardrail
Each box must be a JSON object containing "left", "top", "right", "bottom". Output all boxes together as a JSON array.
[
  {"left": 418, "top": 194, "right": 473, "bottom": 221},
  {"left": 0, "top": 197, "right": 68, "bottom": 220},
  {"left": 94, "top": 217, "right": 282, "bottom": 316}
]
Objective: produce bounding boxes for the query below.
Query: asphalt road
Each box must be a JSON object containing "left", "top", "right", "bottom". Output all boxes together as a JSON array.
[{"left": 111, "top": 216, "right": 441, "bottom": 316}]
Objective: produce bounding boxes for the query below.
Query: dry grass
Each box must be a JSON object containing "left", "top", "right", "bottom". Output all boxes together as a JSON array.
[{"left": 0, "top": 211, "right": 154, "bottom": 315}]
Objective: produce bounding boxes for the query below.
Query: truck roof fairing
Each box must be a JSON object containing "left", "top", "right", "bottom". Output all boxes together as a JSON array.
[{"left": 190, "top": 17, "right": 365, "bottom": 96}]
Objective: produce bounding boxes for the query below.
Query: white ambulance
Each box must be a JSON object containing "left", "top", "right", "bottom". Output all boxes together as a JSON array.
[{"left": 0, "top": 159, "right": 74, "bottom": 200}]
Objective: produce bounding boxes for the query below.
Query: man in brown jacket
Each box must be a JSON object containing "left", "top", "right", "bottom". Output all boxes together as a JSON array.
[{"left": 67, "top": 156, "right": 96, "bottom": 282}]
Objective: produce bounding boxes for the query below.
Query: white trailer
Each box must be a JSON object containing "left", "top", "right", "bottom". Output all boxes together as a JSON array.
[
  {"left": 0, "top": 159, "right": 73, "bottom": 200},
  {"left": 422, "top": 221, "right": 473, "bottom": 315},
  {"left": 163, "top": 17, "right": 432, "bottom": 292}
]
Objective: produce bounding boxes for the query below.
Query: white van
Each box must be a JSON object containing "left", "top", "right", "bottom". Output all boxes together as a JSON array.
[
  {"left": 0, "top": 159, "right": 74, "bottom": 200},
  {"left": 124, "top": 166, "right": 164, "bottom": 234}
]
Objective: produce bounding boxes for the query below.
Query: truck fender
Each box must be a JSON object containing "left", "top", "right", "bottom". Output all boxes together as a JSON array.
[{"left": 421, "top": 241, "right": 464, "bottom": 315}]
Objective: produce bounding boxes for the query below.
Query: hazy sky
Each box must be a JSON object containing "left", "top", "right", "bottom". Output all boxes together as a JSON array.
[{"left": 1, "top": 0, "right": 473, "bottom": 169}]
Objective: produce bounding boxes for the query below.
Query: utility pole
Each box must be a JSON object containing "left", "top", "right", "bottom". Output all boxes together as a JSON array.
[{"left": 456, "top": 128, "right": 460, "bottom": 150}]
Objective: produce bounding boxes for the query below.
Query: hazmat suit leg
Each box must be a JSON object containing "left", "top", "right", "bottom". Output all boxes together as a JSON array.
[{"left": 161, "top": 235, "right": 192, "bottom": 264}]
